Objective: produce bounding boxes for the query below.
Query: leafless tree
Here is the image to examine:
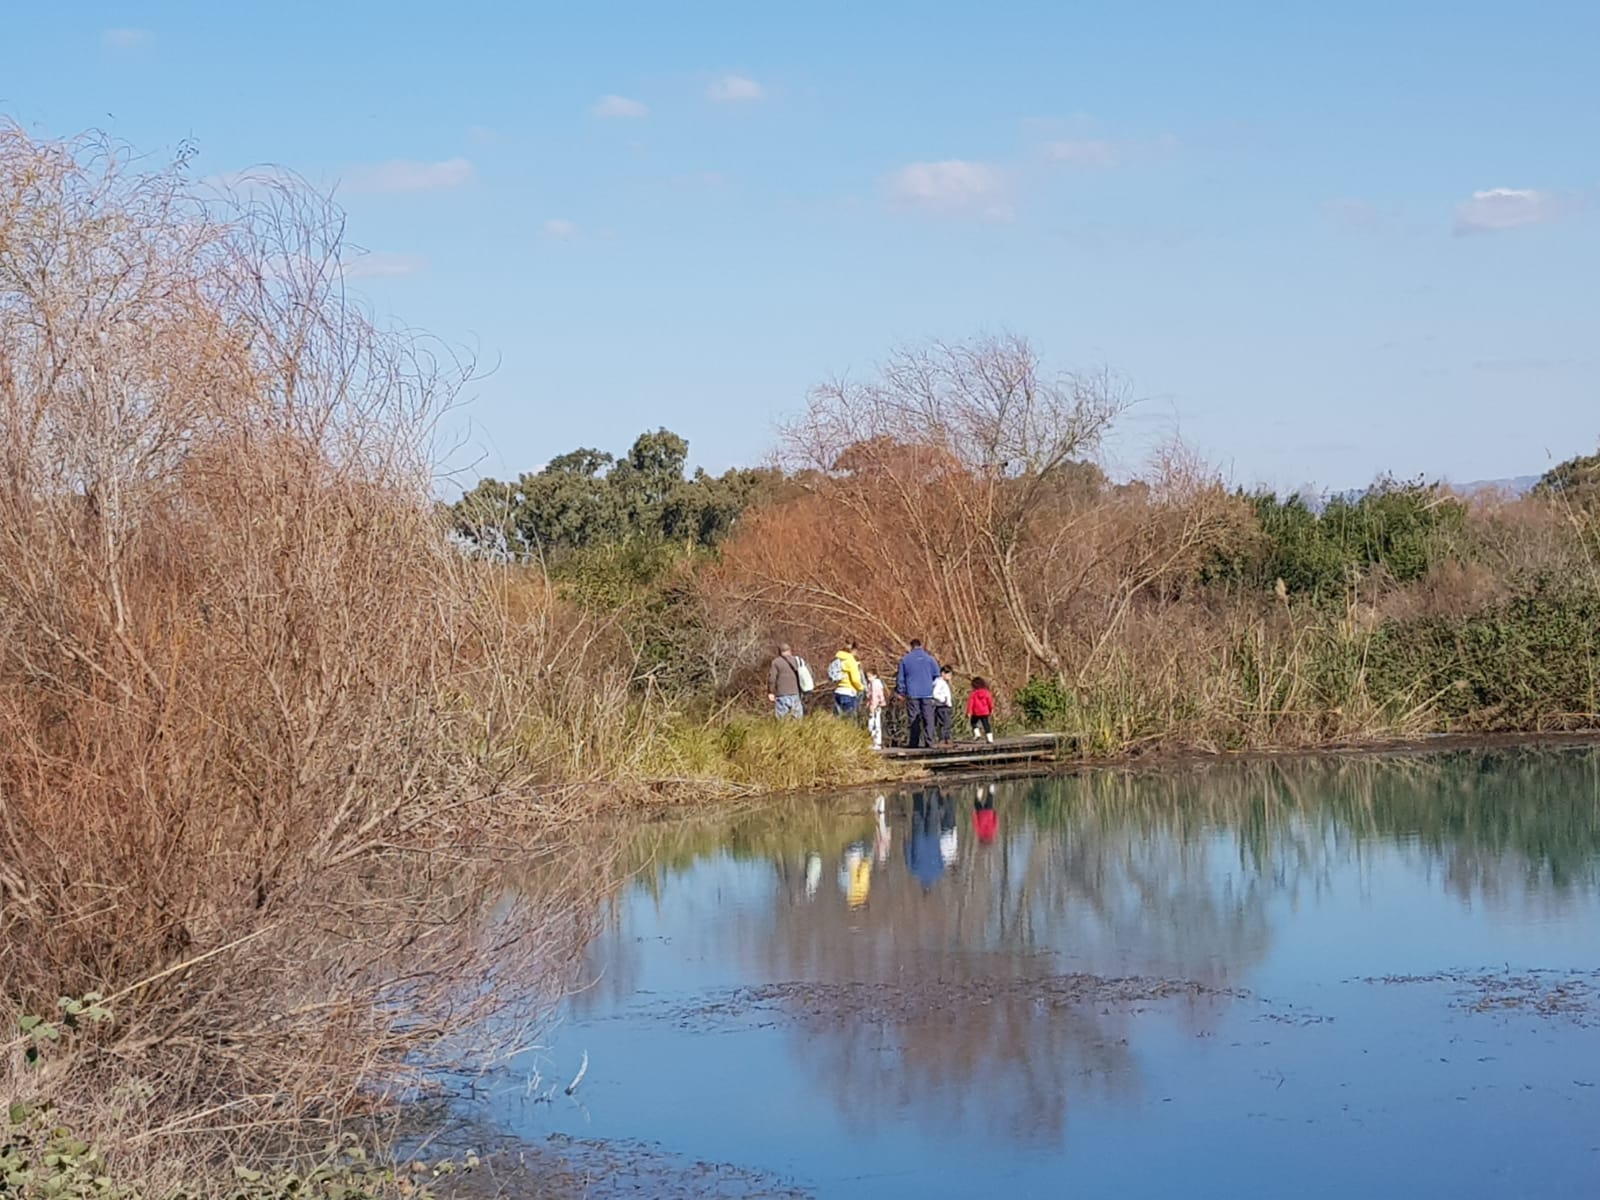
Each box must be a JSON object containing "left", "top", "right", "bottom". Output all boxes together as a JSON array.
[{"left": 777, "top": 333, "right": 1128, "bottom": 674}]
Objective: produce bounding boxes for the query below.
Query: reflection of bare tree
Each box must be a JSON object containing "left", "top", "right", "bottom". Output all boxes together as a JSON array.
[
  {"left": 707, "top": 784, "right": 1267, "bottom": 1145},
  {"left": 574, "top": 747, "right": 1600, "bottom": 1147},
  {"left": 795, "top": 993, "right": 1135, "bottom": 1147}
]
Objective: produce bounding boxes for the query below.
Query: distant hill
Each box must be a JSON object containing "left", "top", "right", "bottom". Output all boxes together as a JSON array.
[
  {"left": 1448, "top": 474, "right": 1541, "bottom": 497},
  {"left": 1288, "top": 472, "right": 1542, "bottom": 512}
]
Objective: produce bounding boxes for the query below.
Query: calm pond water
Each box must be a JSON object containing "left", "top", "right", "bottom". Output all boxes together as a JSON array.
[{"left": 490, "top": 746, "right": 1600, "bottom": 1198}]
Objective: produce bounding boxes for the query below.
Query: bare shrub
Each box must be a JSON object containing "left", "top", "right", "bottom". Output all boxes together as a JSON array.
[
  {"left": 0, "top": 125, "right": 597, "bottom": 1166},
  {"left": 774, "top": 333, "right": 1127, "bottom": 675}
]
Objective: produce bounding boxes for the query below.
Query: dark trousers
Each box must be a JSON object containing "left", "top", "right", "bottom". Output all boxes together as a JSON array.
[
  {"left": 907, "top": 697, "right": 937, "bottom": 748},
  {"left": 934, "top": 704, "right": 952, "bottom": 744}
]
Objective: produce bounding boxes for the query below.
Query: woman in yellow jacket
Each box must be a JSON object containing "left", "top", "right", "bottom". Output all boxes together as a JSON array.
[{"left": 829, "top": 642, "right": 867, "bottom": 718}]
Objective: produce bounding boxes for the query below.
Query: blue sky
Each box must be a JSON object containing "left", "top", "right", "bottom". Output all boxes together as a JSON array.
[{"left": 7, "top": 1, "right": 1597, "bottom": 493}]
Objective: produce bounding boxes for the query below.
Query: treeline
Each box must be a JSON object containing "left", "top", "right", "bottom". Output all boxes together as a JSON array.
[
  {"left": 453, "top": 428, "right": 778, "bottom": 558},
  {"left": 457, "top": 336, "right": 1600, "bottom": 752}
]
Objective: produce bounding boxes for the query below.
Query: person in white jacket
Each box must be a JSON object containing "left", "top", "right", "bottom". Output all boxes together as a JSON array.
[{"left": 932, "top": 665, "right": 954, "bottom": 746}]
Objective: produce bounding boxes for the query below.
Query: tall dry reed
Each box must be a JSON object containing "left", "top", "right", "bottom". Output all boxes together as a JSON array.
[{"left": 0, "top": 126, "right": 602, "bottom": 1172}]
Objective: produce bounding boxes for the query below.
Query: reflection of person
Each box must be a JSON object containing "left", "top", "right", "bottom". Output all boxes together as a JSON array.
[
  {"left": 974, "top": 784, "right": 999, "bottom": 845},
  {"left": 768, "top": 643, "right": 805, "bottom": 719},
  {"left": 840, "top": 843, "right": 872, "bottom": 909},
  {"left": 905, "top": 789, "right": 947, "bottom": 890},
  {"left": 895, "top": 639, "right": 941, "bottom": 748},
  {"left": 939, "top": 790, "right": 958, "bottom": 865},
  {"left": 966, "top": 677, "right": 995, "bottom": 744},
  {"left": 873, "top": 795, "right": 892, "bottom": 864},
  {"left": 804, "top": 852, "right": 823, "bottom": 899}
]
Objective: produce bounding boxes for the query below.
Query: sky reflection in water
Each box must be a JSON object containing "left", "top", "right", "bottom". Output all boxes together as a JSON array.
[{"left": 492, "top": 747, "right": 1600, "bottom": 1198}]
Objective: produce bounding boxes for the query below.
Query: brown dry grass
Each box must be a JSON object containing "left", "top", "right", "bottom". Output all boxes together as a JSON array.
[{"left": 0, "top": 125, "right": 611, "bottom": 1177}]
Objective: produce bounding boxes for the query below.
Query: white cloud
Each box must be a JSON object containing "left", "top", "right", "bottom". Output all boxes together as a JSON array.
[
  {"left": 343, "top": 157, "right": 475, "bottom": 194},
  {"left": 466, "top": 125, "right": 498, "bottom": 146},
  {"left": 887, "top": 160, "right": 1010, "bottom": 220},
  {"left": 341, "top": 252, "right": 426, "bottom": 280},
  {"left": 543, "top": 218, "right": 578, "bottom": 240},
  {"left": 708, "top": 74, "right": 765, "bottom": 103},
  {"left": 1043, "top": 133, "right": 1178, "bottom": 168},
  {"left": 593, "top": 94, "right": 649, "bottom": 119},
  {"left": 102, "top": 27, "right": 153, "bottom": 51},
  {"left": 1453, "top": 187, "right": 1569, "bottom": 235}
]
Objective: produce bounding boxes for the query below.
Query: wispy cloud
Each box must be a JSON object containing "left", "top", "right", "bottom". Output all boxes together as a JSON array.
[
  {"left": 342, "top": 252, "right": 427, "bottom": 280},
  {"left": 466, "top": 125, "right": 499, "bottom": 146},
  {"left": 1043, "top": 133, "right": 1178, "bottom": 168},
  {"left": 593, "top": 94, "right": 648, "bottom": 119},
  {"left": 1453, "top": 187, "right": 1572, "bottom": 235},
  {"left": 708, "top": 74, "right": 764, "bottom": 103},
  {"left": 887, "top": 159, "right": 1010, "bottom": 220},
  {"left": 344, "top": 157, "right": 475, "bottom": 194},
  {"left": 1322, "top": 198, "right": 1419, "bottom": 238},
  {"left": 1043, "top": 138, "right": 1120, "bottom": 168},
  {"left": 102, "top": 27, "right": 153, "bottom": 51},
  {"left": 542, "top": 218, "right": 578, "bottom": 240}
]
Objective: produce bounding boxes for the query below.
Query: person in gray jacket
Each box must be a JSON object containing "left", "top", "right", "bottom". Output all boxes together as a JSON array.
[{"left": 768, "top": 642, "right": 804, "bottom": 719}]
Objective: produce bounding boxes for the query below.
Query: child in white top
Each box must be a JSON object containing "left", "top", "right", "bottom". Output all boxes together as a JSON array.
[
  {"left": 932, "top": 666, "right": 954, "bottom": 745},
  {"left": 865, "top": 670, "right": 888, "bottom": 749}
]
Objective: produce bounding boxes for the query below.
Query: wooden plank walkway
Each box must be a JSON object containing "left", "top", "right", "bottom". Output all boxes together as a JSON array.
[{"left": 876, "top": 732, "right": 1065, "bottom": 771}]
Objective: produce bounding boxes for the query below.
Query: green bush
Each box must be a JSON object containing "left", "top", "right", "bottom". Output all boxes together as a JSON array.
[
  {"left": 1015, "top": 676, "right": 1071, "bottom": 727},
  {"left": 1366, "top": 579, "right": 1600, "bottom": 727},
  {"left": 1212, "top": 479, "right": 1467, "bottom": 599}
]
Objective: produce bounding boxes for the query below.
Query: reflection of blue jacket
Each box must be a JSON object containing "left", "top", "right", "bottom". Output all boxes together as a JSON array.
[
  {"left": 896, "top": 647, "right": 940, "bottom": 699},
  {"left": 908, "top": 819, "right": 940, "bottom": 896}
]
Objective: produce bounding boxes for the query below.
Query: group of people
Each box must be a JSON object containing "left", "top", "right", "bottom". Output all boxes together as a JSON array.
[{"left": 766, "top": 638, "right": 996, "bottom": 750}]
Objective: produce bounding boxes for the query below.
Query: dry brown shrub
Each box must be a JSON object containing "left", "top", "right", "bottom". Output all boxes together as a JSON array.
[
  {"left": 711, "top": 336, "right": 1248, "bottom": 701},
  {"left": 0, "top": 126, "right": 601, "bottom": 1165}
]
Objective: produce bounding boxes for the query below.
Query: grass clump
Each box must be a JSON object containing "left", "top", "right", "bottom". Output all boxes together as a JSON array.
[{"left": 648, "top": 714, "right": 888, "bottom": 794}]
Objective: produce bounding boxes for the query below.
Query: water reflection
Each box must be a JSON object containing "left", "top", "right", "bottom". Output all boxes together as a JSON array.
[{"left": 569, "top": 748, "right": 1600, "bottom": 1150}]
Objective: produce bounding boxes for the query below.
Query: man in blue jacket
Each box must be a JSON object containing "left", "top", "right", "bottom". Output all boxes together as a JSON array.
[{"left": 894, "top": 638, "right": 941, "bottom": 749}]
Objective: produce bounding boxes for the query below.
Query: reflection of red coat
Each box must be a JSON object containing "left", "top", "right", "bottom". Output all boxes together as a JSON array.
[
  {"left": 974, "top": 807, "right": 998, "bottom": 844},
  {"left": 966, "top": 687, "right": 994, "bottom": 718}
]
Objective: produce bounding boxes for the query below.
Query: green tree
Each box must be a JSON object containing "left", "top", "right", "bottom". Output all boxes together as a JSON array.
[
  {"left": 1534, "top": 449, "right": 1600, "bottom": 510},
  {"left": 450, "top": 429, "right": 775, "bottom": 560},
  {"left": 1209, "top": 479, "right": 1465, "bottom": 598}
]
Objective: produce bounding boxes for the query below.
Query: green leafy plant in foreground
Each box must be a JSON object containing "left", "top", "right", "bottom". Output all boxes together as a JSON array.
[
  {"left": 1, "top": 1109, "right": 472, "bottom": 1200},
  {"left": 6, "top": 998, "right": 471, "bottom": 1200}
]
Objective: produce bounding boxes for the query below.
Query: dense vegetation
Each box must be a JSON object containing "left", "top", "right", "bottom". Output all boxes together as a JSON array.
[
  {"left": 455, "top": 341, "right": 1600, "bottom": 757},
  {"left": 4, "top": 122, "right": 1598, "bottom": 1197}
]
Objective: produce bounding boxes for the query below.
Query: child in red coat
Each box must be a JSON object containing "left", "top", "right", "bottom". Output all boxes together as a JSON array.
[{"left": 966, "top": 677, "right": 995, "bottom": 743}]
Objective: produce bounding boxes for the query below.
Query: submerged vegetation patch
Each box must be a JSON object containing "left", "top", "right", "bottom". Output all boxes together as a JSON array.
[
  {"left": 675, "top": 973, "right": 1249, "bottom": 1031},
  {"left": 1367, "top": 970, "right": 1600, "bottom": 1026}
]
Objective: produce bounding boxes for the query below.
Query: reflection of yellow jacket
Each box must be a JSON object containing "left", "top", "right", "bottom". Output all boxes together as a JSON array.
[
  {"left": 847, "top": 858, "right": 871, "bottom": 908},
  {"left": 833, "top": 649, "right": 865, "bottom": 696}
]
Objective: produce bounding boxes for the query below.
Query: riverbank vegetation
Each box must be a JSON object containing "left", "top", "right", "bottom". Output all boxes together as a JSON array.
[
  {"left": 4, "top": 121, "right": 1599, "bottom": 1193},
  {"left": 0, "top": 126, "right": 606, "bottom": 1195},
  {"left": 459, "top": 339, "right": 1600, "bottom": 762}
]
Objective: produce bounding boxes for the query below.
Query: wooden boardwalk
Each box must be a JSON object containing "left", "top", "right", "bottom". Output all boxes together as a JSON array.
[{"left": 875, "top": 732, "right": 1065, "bottom": 771}]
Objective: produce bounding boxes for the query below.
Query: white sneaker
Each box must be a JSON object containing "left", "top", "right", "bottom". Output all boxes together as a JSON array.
[{"left": 986, "top": 732, "right": 994, "bottom": 743}]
